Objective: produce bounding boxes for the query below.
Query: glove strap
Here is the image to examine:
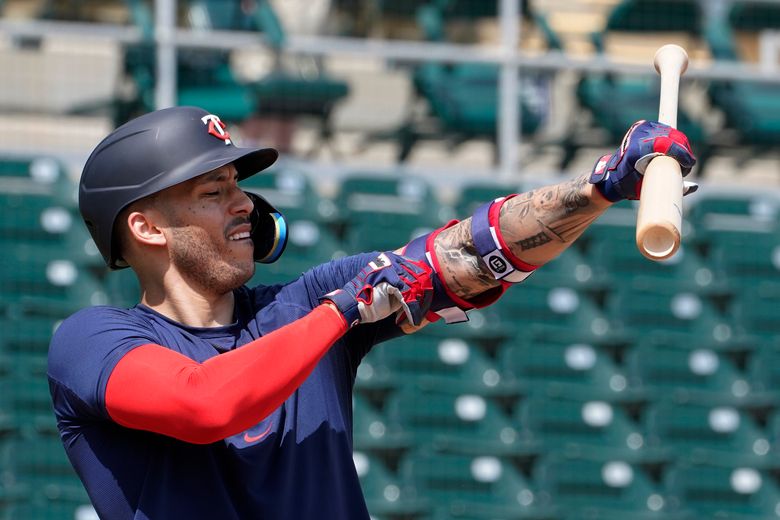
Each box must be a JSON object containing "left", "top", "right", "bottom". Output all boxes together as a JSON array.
[
  {"left": 589, "top": 154, "right": 623, "bottom": 202},
  {"left": 320, "top": 289, "right": 361, "bottom": 328},
  {"left": 470, "top": 195, "right": 538, "bottom": 283}
]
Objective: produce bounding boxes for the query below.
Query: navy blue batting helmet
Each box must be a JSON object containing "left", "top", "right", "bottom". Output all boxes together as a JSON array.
[{"left": 79, "top": 106, "right": 287, "bottom": 269}]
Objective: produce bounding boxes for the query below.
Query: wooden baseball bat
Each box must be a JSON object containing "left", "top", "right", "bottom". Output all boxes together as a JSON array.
[{"left": 635, "top": 44, "right": 689, "bottom": 260}]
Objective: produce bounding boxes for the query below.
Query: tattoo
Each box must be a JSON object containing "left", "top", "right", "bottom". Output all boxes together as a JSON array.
[
  {"left": 434, "top": 218, "right": 500, "bottom": 299},
  {"left": 432, "top": 173, "right": 609, "bottom": 301},
  {"left": 518, "top": 231, "right": 552, "bottom": 250}
]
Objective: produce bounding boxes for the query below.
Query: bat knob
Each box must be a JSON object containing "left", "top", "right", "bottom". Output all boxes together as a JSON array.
[{"left": 654, "top": 44, "right": 689, "bottom": 76}]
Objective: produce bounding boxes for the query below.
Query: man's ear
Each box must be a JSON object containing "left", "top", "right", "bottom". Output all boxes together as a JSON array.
[{"left": 127, "top": 210, "right": 167, "bottom": 248}]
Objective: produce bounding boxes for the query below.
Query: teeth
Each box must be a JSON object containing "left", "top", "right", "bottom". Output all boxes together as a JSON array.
[{"left": 228, "top": 231, "right": 251, "bottom": 241}]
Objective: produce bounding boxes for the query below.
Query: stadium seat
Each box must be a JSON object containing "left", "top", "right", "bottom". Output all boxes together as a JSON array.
[
  {"left": 376, "top": 0, "right": 559, "bottom": 163},
  {"left": 336, "top": 173, "right": 444, "bottom": 223},
  {"left": 535, "top": 455, "right": 677, "bottom": 520},
  {"left": 732, "top": 289, "right": 780, "bottom": 345},
  {"left": 704, "top": 1, "right": 780, "bottom": 153},
  {"left": 400, "top": 449, "right": 557, "bottom": 519},
  {"left": 708, "top": 231, "right": 780, "bottom": 295},
  {"left": 499, "top": 339, "right": 639, "bottom": 403},
  {"left": 251, "top": 219, "right": 348, "bottom": 286},
  {"left": 589, "top": 240, "right": 721, "bottom": 295},
  {"left": 625, "top": 338, "right": 758, "bottom": 407},
  {"left": 239, "top": 166, "right": 338, "bottom": 223},
  {"left": 0, "top": 246, "right": 108, "bottom": 315},
  {"left": 385, "top": 389, "right": 540, "bottom": 459},
  {"left": 0, "top": 317, "right": 62, "bottom": 355},
  {"left": 1, "top": 435, "right": 90, "bottom": 515},
  {"left": 606, "top": 287, "right": 736, "bottom": 347},
  {"left": 493, "top": 284, "right": 613, "bottom": 346},
  {"left": 353, "top": 451, "right": 429, "bottom": 518},
  {"left": 686, "top": 190, "right": 780, "bottom": 243},
  {"left": 744, "top": 346, "right": 780, "bottom": 405},
  {"left": 560, "top": 0, "right": 709, "bottom": 172},
  {"left": 664, "top": 462, "right": 780, "bottom": 518},
  {"left": 524, "top": 247, "right": 602, "bottom": 295},
  {"left": 515, "top": 396, "right": 654, "bottom": 463},
  {"left": 643, "top": 402, "right": 771, "bottom": 468},
  {"left": 453, "top": 182, "right": 523, "bottom": 218},
  {"left": 337, "top": 173, "right": 444, "bottom": 252},
  {"left": 352, "top": 395, "right": 411, "bottom": 456},
  {"left": 361, "top": 335, "right": 521, "bottom": 399},
  {"left": 1, "top": 354, "right": 59, "bottom": 438}
]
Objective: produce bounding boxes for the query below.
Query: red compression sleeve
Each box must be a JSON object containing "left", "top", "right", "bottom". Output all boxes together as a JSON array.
[{"left": 105, "top": 305, "right": 348, "bottom": 444}]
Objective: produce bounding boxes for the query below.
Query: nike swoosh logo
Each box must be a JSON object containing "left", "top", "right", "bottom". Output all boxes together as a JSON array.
[{"left": 243, "top": 423, "right": 273, "bottom": 444}]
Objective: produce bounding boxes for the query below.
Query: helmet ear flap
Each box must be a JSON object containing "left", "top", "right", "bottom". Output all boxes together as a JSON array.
[{"left": 246, "top": 191, "right": 288, "bottom": 264}]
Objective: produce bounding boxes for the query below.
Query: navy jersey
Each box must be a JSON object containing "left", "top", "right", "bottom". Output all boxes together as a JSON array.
[{"left": 47, "top": 253, "right": 404, "bottom": 520}]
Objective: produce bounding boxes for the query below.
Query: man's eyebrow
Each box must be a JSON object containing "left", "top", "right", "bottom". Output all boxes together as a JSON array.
[{"left": 197, "top": 169, "right": 236, "bottom": 184}]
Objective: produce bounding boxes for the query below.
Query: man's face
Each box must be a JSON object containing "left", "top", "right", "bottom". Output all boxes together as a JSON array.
[{"left": 158, "top": 164, "right": 256, "bottom": 295}]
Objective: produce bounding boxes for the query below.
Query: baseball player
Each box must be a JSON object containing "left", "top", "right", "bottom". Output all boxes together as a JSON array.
[{"left": 47, "top": 107, "right": 696, "bottom": 519}]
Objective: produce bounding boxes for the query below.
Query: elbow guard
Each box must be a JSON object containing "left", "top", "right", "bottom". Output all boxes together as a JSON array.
[{"left": 403, "top": 196, "right": 538, "bottom": 324}]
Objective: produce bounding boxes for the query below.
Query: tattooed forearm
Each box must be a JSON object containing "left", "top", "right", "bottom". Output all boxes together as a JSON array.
[
  {"left": 434, "top": 217, "right": 501, "bottom": 299},
  {"left": 501, "top": 173, "right": 608, "bottom": 263},
  {"left": 432, "top": 173, "right": 612, "bottom": 301}
]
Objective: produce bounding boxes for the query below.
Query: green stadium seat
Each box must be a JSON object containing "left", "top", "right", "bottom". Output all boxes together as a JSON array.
[
  {"left": 0, "top": 156, "right": 69, "bottom": 190},
  {"left": 589, "top": 240, "right": 721, "bottom": 295},
  {"left": 352, "top": 395, "right": 411, "bottom": 456},
  {"left": 417, "top": 306, "right": 517, "bottom": 344},
  {"left": 561, "top": 0, "right": 709, "bottom": 173},
  {"left": 353, "top": 451, "right": 429, "bottom": 518},
  {"left": 524, "top": 247, "right": 602, "bottom": 295},
  {"left": 239, "top": 166, "right": 338, "bottom": 223},
  {"left": 400, "top": 450, "right": 557, "bottom": 519},
  {"left": 686, "top": 191, "right": 780, "bottom": 239},
  {"left": 0, "top": 317, "right": 62, "bottom": 355},
  {"left": 385, "top": 389, "right": 539, "bottom": 458},
  {"left": 0, "top": 354, "right": 59, "bottom": 438},
  {"left": 708, "top": 231, "right": 780, "bottom": 295},
  {"left": 338, "top": 173, "right": 444, "bottom": 252},
  {"left": 745, "top": 346, "right": 780, "bottom": 405},
  {"left": 0, "top": 247, "right": 108, "bottom": 314},
  {"left": 664, "top": 462, "right": 780, "bottom": 518},
  {"left": 625, "top": 338, "right": 759, "bottom": 407},
  {"left": 453, "top": 182, "right": 523, "bottom": 218},
  {"left": 1, "top": 435, "right": 90, "bottom": 514},
  {"left": 644, "top": 402, "right": 771, "bottom": 468},
  {"left": 360, "top": 335, "right": 521, "bottom": 399},
  {"left": 493, "top": 284, "right": 613, "bottom": 345},
  {"left": 336, "top": 174, "right": 444, "bottom": 224},
  {"left": 376, "top": 0, "right": 559, "bottom": 163},
  {"left": 515, "top": 397, "right": 655, "bottom": 463},
  {"left": 732, "top": 288, "right": 780, "bottom": 345},
  {"left": 251, "top": 219, "right": 348, "bottom": 286},
  {"left": 606, "top": 287, "right": 736, "bottom": 347},
  {"left": 499, "top": 339, "right": 639, "bottom": 403},
  {"left": 535, "top": 455, "right": 676, "bottom": 520},
  {"left": 704, "top": 1, "right": 780, "bottom": 152}
]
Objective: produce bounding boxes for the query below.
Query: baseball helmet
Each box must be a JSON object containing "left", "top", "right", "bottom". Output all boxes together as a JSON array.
[{"left": 79, "top": 106, "right": 288, "bottom": 269}]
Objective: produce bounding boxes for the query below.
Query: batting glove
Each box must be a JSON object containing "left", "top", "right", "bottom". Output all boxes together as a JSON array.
[
  {"left": 589, "top": 120, "right": 698, "bottom": 202},
  {"left": 321, "top": 252, "right": 434, "bottom": 328}
]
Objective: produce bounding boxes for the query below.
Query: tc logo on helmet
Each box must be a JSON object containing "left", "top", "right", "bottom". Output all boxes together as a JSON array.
[{"left": 201, "top": 114, "right": 232, "bottom": 145}]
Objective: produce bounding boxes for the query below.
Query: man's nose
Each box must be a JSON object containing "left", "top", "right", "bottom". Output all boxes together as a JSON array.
[{"left": 230, "top": 189, "right": 254, "bottom": 216}]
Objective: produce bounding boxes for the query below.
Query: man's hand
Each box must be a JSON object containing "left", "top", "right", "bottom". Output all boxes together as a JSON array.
[
  {"left": 589, "top": 120, "right": 697, "bottom": 202},
  {"left": 321, "top": 252, "right": 433, "bottom": 328}
]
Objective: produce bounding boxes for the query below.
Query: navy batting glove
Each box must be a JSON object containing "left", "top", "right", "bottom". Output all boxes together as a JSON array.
[
  {"left": 321, "top": 252, "right": 434, "bottom": 328},
  {"left": 589, "top": 120, "right": 698, "bottom": 202}
]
